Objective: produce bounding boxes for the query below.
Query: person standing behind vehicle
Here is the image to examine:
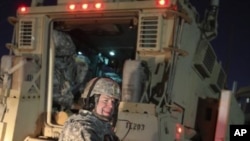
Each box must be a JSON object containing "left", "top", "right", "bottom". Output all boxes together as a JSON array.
[{"left": 58, "top": 77, "right": 121, "bottom": 141}]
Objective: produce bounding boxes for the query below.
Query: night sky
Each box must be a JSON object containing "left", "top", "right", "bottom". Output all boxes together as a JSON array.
[
  {"left": 210, "top": 0, "right": 250, "bottom": 89},
  {"left": 1, "top": 0, "right": 250, "bottom": 90}
]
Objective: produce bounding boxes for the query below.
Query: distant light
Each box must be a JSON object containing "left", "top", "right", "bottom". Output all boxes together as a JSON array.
[
  {"left": 247, "top": 98, "right": 250, "bottom": 103},
  {"left": 104, "top": 58, "right": 108, "bottom": 65},
  {"left": 78, "top": 51, "right": 82, "bottom": 55},
  {"left": 109, "top": 51, "right": 115, "bottom": 56}
]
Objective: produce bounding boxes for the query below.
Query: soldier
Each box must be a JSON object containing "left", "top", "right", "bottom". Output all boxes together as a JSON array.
[
  {"left": 52, "top": 29, "right": 77, "bottom": 111},
  {"left": 59, "top": 77, "right": 121, "bottom": 141},
  {"left": 52, "top": 30, "right": 90, "bottom": 111}
]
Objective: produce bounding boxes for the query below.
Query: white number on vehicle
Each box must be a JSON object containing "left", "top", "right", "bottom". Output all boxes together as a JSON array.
[{"left": 126, "top": 122, "right": 145, "bottom": 130}]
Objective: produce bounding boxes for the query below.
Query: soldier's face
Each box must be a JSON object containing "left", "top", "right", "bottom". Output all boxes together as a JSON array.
[{"left": 95, "top": 94, "right": 116, "bottom": 118}]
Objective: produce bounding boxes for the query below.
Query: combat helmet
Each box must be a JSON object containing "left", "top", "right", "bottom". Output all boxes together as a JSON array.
[
  {"left": 81, "top": 77, "right": 121, "bottom": 110},
  {"left": 52, "top": 29, "right": 76, "bottom": 56},
  {"left": 82, "top": 77, "right": 121, "bottom": 100},
  {"left": 81, "top": 77, "right": 121, "bottom": 123}
]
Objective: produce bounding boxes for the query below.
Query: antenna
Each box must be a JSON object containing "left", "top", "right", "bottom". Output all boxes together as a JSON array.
[{"left": 202, "top": 0, "right": 220, "bottom": 40}]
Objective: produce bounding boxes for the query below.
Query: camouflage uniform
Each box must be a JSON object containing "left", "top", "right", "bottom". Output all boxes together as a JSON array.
[
  {"left": 53, "top": 56, "right": 75, "bottom": 109},
  {"left": 59, "top": 77, "right": 121, "bottom": 141},
  {"left": 52, "top": 30, "right": 90, "bottom": 110},
  {"left": 52, "top": 30, "right": 76, "bottom": 110},
  {"left": 58, "top": 109, "right": 119, "bottom": 141}
]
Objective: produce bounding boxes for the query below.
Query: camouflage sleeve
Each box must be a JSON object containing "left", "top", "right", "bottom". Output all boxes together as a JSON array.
[{"left": 59, "top": 119, "right": 100, "bottom": 141}]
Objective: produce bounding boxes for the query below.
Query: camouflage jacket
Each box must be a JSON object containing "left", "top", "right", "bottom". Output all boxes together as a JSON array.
[{"left": 58, "top": 109, "right": 119, "bottom": 141}]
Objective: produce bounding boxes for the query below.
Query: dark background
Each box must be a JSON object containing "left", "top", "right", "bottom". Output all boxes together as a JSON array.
[
  {"left": 1, "top": 0, "right": 250, "bottom": 90},
  {"left": 192, "top": 0, "right": 250, "bottom": 90}
]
